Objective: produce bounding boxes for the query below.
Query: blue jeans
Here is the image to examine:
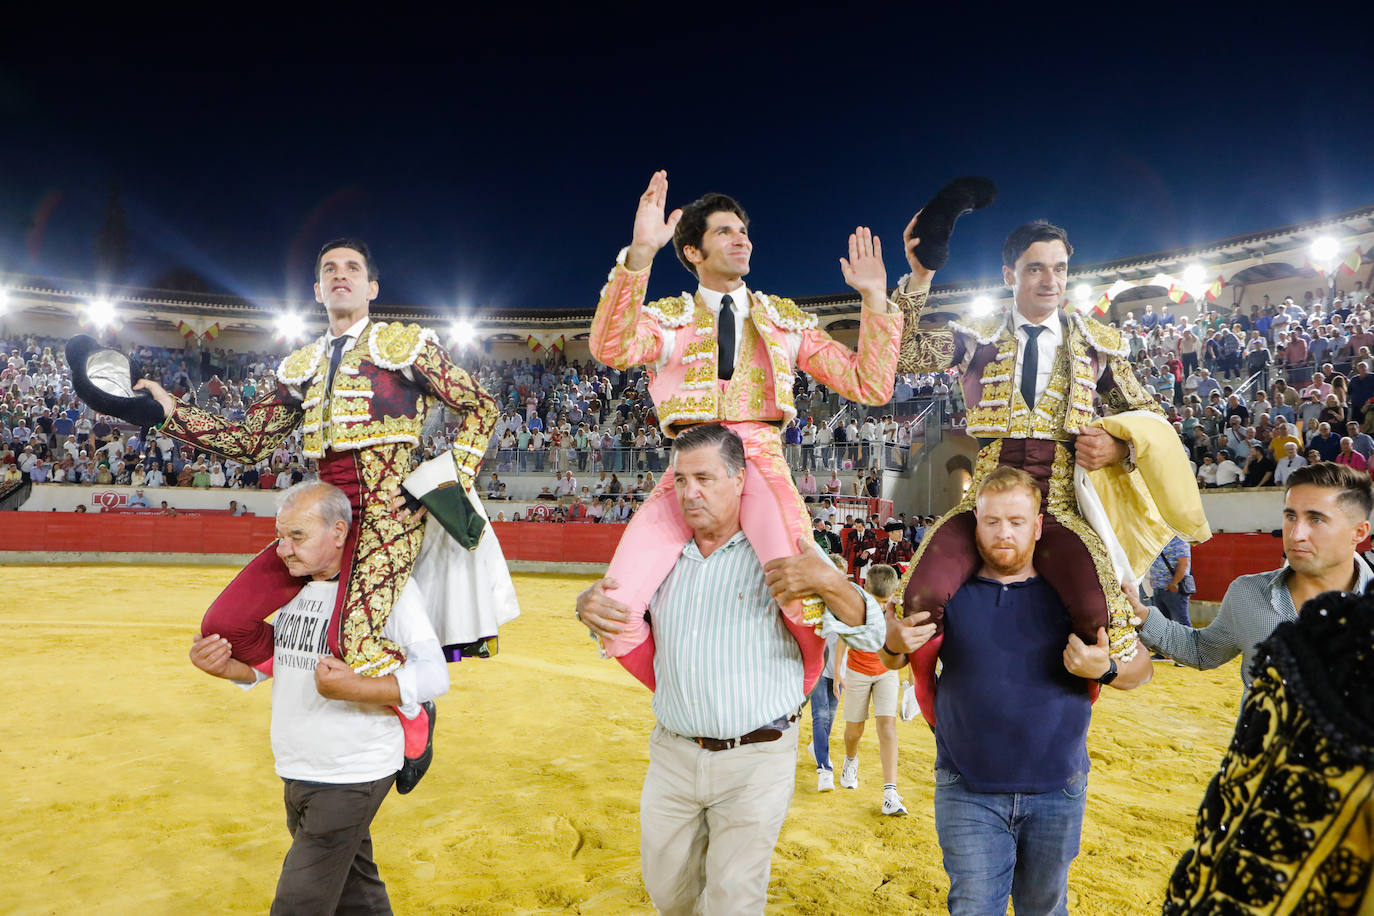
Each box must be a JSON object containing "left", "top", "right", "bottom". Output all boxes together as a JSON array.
[
  {"left": 807, "top": 676, "right": 838, "bottom": 771},
  {"left": 933, "top": 767, "right": 1087, "bottom": 916},
  {"left": 1154, "top": 588, "right": 1193, "bottom": 628}
]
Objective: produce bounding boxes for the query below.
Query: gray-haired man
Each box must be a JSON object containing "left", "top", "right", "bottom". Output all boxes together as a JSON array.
[{"left": 189, "top": 481, "right": 449, "bottom": 913}]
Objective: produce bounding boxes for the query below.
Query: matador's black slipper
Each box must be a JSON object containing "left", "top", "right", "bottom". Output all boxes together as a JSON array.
[
  {"left": 396, "top": 701, "right": 436, "bottom": 795},
  {"left": 65, "top": 335, "right": 167, "bottom": 428},
  {"left": 909, "top": 177, "right": 998, "bottom": 271}
]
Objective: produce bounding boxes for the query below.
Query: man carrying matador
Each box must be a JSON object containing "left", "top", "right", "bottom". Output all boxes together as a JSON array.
[
  {"left": 68, "top": 239, "right": 520, "bottom": 790},
  {"left": 585, "top": 170, "right": 903, "bottom": 689},
  {"left": 888, "top": 215, "right": 1209, "bottom": 717}
]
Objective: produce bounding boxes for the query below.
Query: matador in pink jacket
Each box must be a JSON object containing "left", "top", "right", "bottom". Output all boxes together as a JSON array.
[{"left": 588, "top": 171, "right": 903, "bottom": 690}]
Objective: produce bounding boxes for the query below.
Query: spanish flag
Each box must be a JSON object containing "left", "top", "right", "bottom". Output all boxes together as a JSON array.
[
  {"left": 176, "top": 320, "right": 196, "bottom": 339},
  {"left": 1204, "top": 276, "right": 1225, "bottom": 302},
  {"left": 1341, "top": 247, "right": 1364, "bottom": 276},
  {"left": 526, "top": 335, "right": 542, "bottom": 353},
  {"left": 202, "top": 322, "right": 221, "bottom": 340}
]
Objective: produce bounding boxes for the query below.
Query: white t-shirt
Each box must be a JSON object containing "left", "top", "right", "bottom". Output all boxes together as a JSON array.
[{"left": 264, "top": 580, "right": 443, "bottom": 784}]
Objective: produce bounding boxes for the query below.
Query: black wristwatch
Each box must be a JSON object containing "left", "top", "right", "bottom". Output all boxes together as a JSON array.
[{"left": 1096, "top": 658, "right": 1119, "bottom": 685}]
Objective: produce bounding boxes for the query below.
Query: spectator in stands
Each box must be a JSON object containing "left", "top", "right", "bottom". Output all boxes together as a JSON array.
[
  {"left": 1268, "top": 420, "right": 1301, "bottom": 461},
  {"left": 555, "top": 471, "right": 576, "bottom": 499},
  {"left": 797, "top": 467, "right": 818, "bottom": 502},
  {"left": 1319, "top": 394, "right": 1347, "bottom": 430},
  {"left": 1274, "top": 442, "right": 1306, "bottom": 485},
  {"left": 1296, "top": 391, "right": 1324, "bottom": 436},
  {"left": 1346, "top": 421, "right": 1374, "bottom": 460},
  {"left": 1336, "top": 438, "right": 1368, "bottom": 472},
  {"left": 1310, "top": 422, "right": 1343, "bottom": 462},
  {"left": 1214, "top": 451, "right": 1243, "bottom": 488},
  {"left": 1193, "top": 368, "right": 1221, "bottom": 403},
  {"left": 1242, "top": 446, "right": 1276, "bottom": 488}
]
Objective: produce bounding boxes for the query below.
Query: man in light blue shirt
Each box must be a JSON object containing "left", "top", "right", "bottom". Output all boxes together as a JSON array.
[{"left": 577, "top": 423, "right": 883, "bottom": 914}]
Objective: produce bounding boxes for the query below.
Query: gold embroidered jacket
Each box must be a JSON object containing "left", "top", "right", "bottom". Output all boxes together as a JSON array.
[
  {"left": 895, "top": 283, "right": 1159, "bottom": 438},
  {"left": 162, "top": 320, "right": 497, "bottom": 487}
]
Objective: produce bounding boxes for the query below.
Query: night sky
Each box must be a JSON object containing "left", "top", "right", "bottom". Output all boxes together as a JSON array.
[{"left": 3, "top": 7, "right": 1371, "bottom": 315}]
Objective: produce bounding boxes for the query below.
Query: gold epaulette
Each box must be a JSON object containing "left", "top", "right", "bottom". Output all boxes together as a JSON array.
[
  {"left": 278, "top": 338, "right": 326, "bottom": 387},
  {"left": 949, "top": 313, "right": 1012, "bottom": 346},
  {"left": 368, "top": 322, "right": 438, "bottom": 370},
  {"left": 758, "top": 294, "right": 818, "bottom": 332},
  {"left": 1070, "top": 312, "right": 1129, "bottom": 358},
  {"left": 642, "top": 294, "right": 695, "bottom": 329}
]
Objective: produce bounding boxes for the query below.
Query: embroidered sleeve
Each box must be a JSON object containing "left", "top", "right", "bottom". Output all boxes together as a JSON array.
[
  {"left": 794, "top": 303, "right": 903, "bottom": 406},
  {"left": 1099, "top": 354, "right": 1165, "bottom": 416},
  {"left": 588, "top": 251, "right": 666, "bottom": 370},
  {"left": 412, "top": 340, "right": 499, "bottom": 487},
  {"left": 895, "top": 281, "right": 964, "bottom": 372},
  {"left": 161, "top": 385, "right": 304, "bottom": 463}
]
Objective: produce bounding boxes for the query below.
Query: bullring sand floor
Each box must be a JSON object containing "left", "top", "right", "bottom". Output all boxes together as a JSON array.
[{"left": 3, "top": 565, "right": 1240, "bottom": 914}]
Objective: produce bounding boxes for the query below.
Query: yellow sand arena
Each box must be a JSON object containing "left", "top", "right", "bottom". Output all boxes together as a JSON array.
[{"left": 4, "top": 565, "right": 1240, "bottom": 914}]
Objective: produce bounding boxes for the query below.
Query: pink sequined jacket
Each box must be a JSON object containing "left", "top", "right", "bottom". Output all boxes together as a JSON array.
[{"left": 590, "top": 252, "right": 903, "bottom": 431}]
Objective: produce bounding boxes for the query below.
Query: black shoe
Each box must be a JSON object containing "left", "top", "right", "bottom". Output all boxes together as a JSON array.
[{"left": 396, "top": 701, "right": 436, "bottom": 795}]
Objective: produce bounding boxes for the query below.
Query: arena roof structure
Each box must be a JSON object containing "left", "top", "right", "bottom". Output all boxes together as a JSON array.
[{"left": 2, "top": 205, "right": 1371, "bottom": 354}]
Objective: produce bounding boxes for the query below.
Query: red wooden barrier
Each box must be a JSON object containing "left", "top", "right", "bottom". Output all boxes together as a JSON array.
[
  {"left": 0, "top": 514, "right": 629, "bottom": 564},
  {"left": 14, "top": 517, "right": 1352, "bottom": 596}
]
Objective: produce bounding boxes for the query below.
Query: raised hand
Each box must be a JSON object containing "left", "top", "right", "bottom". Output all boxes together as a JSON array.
[
  {"left": 838, "top": 226, "right": 888, "bottom": 308},
  {"left": 626, "top": 170, "right": 684, "bottom": 271},
  {"left": 902, "top": 211, "right": 935, "bottom": 285},
  {"left": 133, "top": 378, "right": 176, "bottom": 419}
]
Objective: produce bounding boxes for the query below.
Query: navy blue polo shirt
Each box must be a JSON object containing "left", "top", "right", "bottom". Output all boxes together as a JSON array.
[{"left": 934, "top": 575, "right": 1091, "bottom": 793}]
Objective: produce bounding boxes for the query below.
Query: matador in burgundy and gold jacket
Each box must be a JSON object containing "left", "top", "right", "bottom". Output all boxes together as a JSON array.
[
  {"left": 162, "top": 319, "right": 501, "bottom": 677},
  {"left": 892, "top": 275, "right": 1207, "bottom": 724},
  {"left": 590, "top": 248, "right": 901, "bottom": 691}
]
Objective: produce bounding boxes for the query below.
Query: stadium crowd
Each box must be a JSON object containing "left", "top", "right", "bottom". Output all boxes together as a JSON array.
[{"left": 3, "top": 278, "right": 1372, "bottom": 517}]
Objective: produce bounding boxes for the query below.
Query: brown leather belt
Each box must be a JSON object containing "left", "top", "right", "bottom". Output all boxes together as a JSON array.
[{"left": 691, "top": 712, "right": 800, "bottom": 752}]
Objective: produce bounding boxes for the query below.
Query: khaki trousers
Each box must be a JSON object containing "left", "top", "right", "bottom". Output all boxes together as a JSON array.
[{"left": 640, "top": 724, "right": 799, "bottom": 915}]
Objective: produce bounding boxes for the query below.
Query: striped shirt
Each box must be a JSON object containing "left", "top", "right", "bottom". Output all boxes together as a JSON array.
[
  {"left": 1139, "top": 556, "right": 1374, "bottom": 698},
  {"left": 651, "top": 532, "right": 884, "bottom": 740}
]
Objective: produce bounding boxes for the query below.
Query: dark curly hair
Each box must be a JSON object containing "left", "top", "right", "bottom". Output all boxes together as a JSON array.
[{"left": 672, "top": 193, "right": 749, "bottom": 277}]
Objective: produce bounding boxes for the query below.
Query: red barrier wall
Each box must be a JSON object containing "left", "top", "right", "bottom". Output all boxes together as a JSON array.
[
  {"left": 0, "top": 517, "right": 1357, "bottom": 597},
  {"left": 0, "top": 515, "right": 629, "bottom": 563}
]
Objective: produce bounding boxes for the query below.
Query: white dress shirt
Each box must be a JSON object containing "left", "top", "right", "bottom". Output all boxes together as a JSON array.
[
  {"left": 1012, "top": 309, "right": 1063, "bottom": 406},
  {"left": 697, "top": 283, "right": 749, "bottom": 373}
]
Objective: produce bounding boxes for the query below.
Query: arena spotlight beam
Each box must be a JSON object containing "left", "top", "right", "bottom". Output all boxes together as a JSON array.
[
  {"left": 1073, "top": 283, "right": 1093, "bottom": 306},
  {"left": 449, "top": 320, "right": 476, "bottom": 348},
  {"left": 87, "top": 298, "right": 117, "bottom": 328},
  {"left": 1182, "top": 264, "right": 1207, "bottom": 289},
  {"left": 275, "top": 312, "right": 307, "bottom": 342},
  {"left": 1309, "top": 236, "right": 1339, "bottom": 265},
  {"left": 0, "top": 289, "right": 8, "bottom": 313},
  {"left": 1310, "top": 237, "right": 1340, "bottom": 307},
  {"left": 970, "top": 295, "right": 994, "bottom": 317}
]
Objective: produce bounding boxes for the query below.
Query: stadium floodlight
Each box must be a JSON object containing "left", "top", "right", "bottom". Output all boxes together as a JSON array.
[
  {"left": 87, "top": 299, "right": 116, "bottom": 328},
  {"left": 1310, "top": 236, "right": 1339, "bottom": 265},
  {"left": 275, "top": 312, "right": 307, "bottom": 341},
  {"left": 0, "top": 289, "right": 8, "bottom": 313},
  {"left": 1073, "top": 284, "right": 1093, "bottom": 305},
  {"left": 449, "top": 320, "right": 476, "bottom": 347},
  {"left": 1182, "top": 264, "right": 1207, "bottom": 289},
  {"left": 970, "top": 295, "right": 994, "bottom": 317}
]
